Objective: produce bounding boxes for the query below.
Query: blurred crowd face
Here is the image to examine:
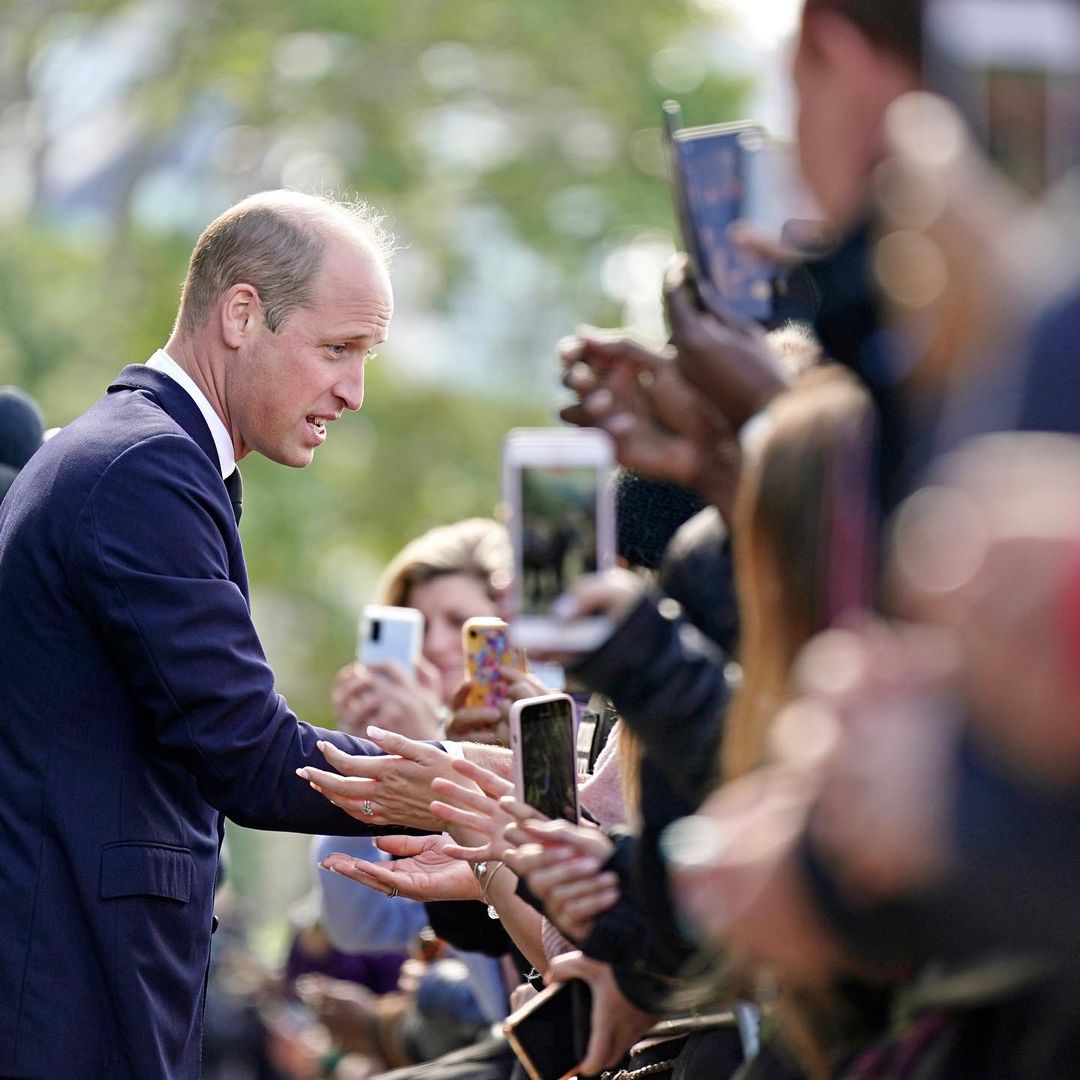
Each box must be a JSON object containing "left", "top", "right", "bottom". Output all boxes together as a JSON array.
[
  {"left": 407, "top": 572, "right": 499, "bottom": 703},
  {"left": 792, "top": 7, "right": 920, "bottom": 226}
]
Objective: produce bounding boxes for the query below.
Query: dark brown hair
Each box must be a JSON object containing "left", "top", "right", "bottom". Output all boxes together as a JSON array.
[{"left": 803, "top": 0, "right": 923, "bottom": 71}]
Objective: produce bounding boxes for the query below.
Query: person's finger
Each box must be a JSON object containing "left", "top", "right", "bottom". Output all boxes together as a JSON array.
[
  {"left": 311, "top": 787, "right": 389, "bottom": 826},
  {"left": 363, "top": 659, "right": 411, "bottom": 687},
  {"left": 559, "top": 888, "right": 620, "bottom": 924},
  {"left": 559, "top": 402, "right": 598, "bottom": 430},
  {"left": 298, "top": 759, "right": 384, "bottom": 792},
  {"left": 311, "top": 741, "right": 391, "bottom": 779},
  {"left": 431, "top": 775, "right": 503, "bottom": 814},
  {"left": 429, "top": 799, "right": 493, "bottom": 836},
  {"left": 519, "top": 819, "right": 611, "bottom": 861},
  {"left": 504, "top": 843, "right": 575, "bottom": 879},
  {"left": 440, "top": 840, "right": 493, "bottom": 862},
  {"left": 557, "top": 334, "right": 587, "bottom": 366},
  {"left": 501, "top": 823, "right": 530, "bottom": 850},
  {"left": 544, "top": 949, "right": 588, "bottom": 984},
  {"left": 497, "top": 794, "right": 549, "bottom": 824},
  {"left": 548, "top": 873, "right": 619, "bottom": 905},
  {"left": 318, "top": 854, "right": 396, "bottom": 892},
  {"left": 362, "top": 725, "right": 439, "bottom": 762},
  {"left": 562, "top": 361, "right": 602, "bottom": 395},
  {"left": 526, "top": 855, "right": 603, "bottom": 894},
  {"left": 448, "top": 758, "right": 515, "bottom": 799},
  {"left": 374, "top": 834, "right": 431, "bottom": 858}
]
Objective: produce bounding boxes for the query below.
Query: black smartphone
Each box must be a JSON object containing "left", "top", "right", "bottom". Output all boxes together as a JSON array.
[
  {"left": 503, "top": 979, "right": 593, "bottom": 1080},
  {"left": 510, "top": 693, "right": 580, "bottom": 823}
]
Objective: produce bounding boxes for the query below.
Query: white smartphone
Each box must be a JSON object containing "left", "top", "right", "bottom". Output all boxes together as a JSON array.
[
  {"left": 503, "top": 427, "right": 616, "bottom": 653},
  {"left": 925, "top": 0, "right": 1080, "bottom": 197},
  {"left": 357, "top": 604, "right": 424, "bottom": 675},
  {"left": 509, "top": 693, "right": 580, "bottom": 824}
]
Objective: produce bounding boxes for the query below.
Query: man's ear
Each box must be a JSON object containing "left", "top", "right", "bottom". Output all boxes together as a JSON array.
[{"left": 220, "top": 283, "right": 261, "bottom": 349}]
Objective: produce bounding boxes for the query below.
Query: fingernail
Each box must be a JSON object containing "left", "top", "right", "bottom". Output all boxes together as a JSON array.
[
  {"left": 295, "top": 768, "right": 309, "bottom": 779},
  {"left": 367, "top": 725, "right": 387, "bottom": 739}
]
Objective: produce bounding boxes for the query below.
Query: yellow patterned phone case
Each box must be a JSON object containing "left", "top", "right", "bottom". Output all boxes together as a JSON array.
[{"left": 461, "top": 617, "right": 528, "bottom": 710}]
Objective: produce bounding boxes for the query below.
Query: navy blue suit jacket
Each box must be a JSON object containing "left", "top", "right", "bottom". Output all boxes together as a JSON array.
[{"left": 0, "top": 366, "right": 396, "bottom": 1079}]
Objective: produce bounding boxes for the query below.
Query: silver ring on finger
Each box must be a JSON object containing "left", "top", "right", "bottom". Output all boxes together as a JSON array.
[
  {"left": 360, "top": 799, "right": 376, "bottom": 816},
  {"left": 387, "top": 886, "right": 399, "bottom": 898}
]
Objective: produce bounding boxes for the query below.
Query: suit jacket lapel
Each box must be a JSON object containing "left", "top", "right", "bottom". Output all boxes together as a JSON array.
[{"left": 109, "top": 365, "right": 223, "bottom": 476}]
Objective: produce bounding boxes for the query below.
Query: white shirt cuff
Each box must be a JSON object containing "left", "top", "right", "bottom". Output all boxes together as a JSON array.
[{"left": 441, "top": 740, "right": 465, "bottom": 760}]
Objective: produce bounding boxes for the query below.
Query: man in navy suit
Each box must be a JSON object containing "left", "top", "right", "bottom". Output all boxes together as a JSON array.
[{"left": 0, "top": 190, "right": 455, "bottom": 1079}]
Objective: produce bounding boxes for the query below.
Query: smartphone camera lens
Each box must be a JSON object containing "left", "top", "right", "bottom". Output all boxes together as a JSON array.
[{"left": 370, "top": 620, "right": 381, "bottom": 643}]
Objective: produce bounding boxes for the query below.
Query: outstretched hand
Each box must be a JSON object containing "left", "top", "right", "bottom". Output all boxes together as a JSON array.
[
  {"left": 545, "top": 951, "right": 657, "bottom": 1076},
  {"left": 296, "top": 727, "right": 476, "bottom": 834},
  {"left": 502, "top": 811, "right": 619, "bottom": 941},
  {"left": 319, "top": 832, "right": 481, "bottom": 903},
  {"left": 429, "top": 757, "right": 520, "bottom": 860}
]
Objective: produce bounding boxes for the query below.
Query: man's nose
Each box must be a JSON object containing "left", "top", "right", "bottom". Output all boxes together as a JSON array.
[{"left": 336, "top": 359, "right": 365, "bottom": 412}]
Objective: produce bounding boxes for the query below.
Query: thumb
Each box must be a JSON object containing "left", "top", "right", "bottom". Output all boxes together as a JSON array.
[{"left": 376, "top": 834, "right": 428, "bottom": 857}]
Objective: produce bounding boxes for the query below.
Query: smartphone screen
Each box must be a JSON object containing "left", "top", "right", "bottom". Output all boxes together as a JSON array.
[
  {"left": 504, "top": 428, "right": 615, "bottom": 653},
  {"left": 516, "top": 696, "right": 578, "bottom": 823},
  {"left": 668, "top": 121, "right": 774, "bottom": 321},
  {"left": 520, "top": 465, "right": 602, "bottom": 618}
]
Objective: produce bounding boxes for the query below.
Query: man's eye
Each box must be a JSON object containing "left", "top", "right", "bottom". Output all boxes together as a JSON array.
[{"left": 327, "top": 344, "right": 347, "bottom": 357}]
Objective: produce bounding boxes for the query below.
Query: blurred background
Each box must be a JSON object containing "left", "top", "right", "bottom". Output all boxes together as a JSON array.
[{"left": 0, "top": 0, "right": 797, "bottom": 955}]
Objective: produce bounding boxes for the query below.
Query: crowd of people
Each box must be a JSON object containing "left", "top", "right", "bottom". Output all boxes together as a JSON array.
[{"left": 2, "top": 0, "right": 1079, "bottom": 1078}]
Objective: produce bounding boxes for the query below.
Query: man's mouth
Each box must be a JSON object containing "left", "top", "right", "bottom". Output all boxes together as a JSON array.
[{"left": 309, "top": 417, "right": 326, "bottom": 434}]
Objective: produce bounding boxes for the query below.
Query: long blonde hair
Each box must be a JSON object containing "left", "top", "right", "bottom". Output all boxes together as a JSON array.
[
  {"left": 375, "top": 518, "right": 511, "bottom": 607},
  {"left": 723, "top": 366, "right": 874, "bottom": 781}
]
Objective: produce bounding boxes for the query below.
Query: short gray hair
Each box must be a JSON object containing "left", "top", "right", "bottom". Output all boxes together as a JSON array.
[{"left": 176, "top": 190, "right": 395, "bottom": 336}]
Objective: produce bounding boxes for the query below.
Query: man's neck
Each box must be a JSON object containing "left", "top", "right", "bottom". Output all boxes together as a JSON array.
[{"left": 163, "top": 332, "right": 236, "bottom": 459}]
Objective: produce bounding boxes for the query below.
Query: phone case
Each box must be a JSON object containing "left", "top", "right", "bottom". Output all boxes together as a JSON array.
[
  {"left": 358, "top": 605, "right": 424, "bottom": 674},
  {"left": 509, "top": 693, "right": 579, "bottom": 823},
  {"left": 503, "top": 979, "right": 592, "bottom": 1080},
  {"left": 462, "top": 617, "right": 527, "bottom": 710}
]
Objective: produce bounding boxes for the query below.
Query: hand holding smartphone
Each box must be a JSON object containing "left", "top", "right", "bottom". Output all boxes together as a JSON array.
[
  {"left": 461, "top": 616, "right": 528, "bottom": 709},
  {"left": 503, "top": 979, "right": 593, "bottom": 1080},
  {"left": 509, "top": 693, "right": 579, "bottom": 824},
  {"left": 663, "top": 101, "right": 823, "bottom": 324}
]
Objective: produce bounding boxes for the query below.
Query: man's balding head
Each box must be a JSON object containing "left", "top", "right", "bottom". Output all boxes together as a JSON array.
[{"left": 175, "top": 190, "right": 395, "bottom": 337}]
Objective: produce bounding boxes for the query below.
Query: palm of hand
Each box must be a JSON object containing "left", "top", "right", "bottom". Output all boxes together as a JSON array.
[{"left": 384, "top": 836, "right": 480, "bottom": 902}]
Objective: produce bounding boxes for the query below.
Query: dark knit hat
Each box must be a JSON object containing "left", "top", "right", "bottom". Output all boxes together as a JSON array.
[
  {"left": 0, "top": 387, "right": 44, "bottom": 471},
  {"left": 614, "top": 468, "right": 706, "bottom": 571}
]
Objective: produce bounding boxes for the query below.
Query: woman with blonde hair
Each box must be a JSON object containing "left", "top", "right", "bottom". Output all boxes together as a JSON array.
[{"left": 330, "top": 517, "right": 514, "bottom": 741}]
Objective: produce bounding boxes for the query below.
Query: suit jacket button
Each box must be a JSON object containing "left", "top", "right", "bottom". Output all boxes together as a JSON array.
[{"left": 211, "top": 915, "right": 220, "bottom": 935}]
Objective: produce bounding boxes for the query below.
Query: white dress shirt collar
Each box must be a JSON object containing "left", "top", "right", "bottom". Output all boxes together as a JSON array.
[{"left": 146, "top": 349, "right": 236, "bottom": 479}]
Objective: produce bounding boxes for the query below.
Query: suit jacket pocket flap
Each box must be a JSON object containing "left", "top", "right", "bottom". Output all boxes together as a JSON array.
[{"left": 100, "top": 842, "right": 193, "bottom": 901}]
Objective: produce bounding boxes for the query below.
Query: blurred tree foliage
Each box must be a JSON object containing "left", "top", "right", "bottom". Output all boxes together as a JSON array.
[{"left": 0, "top": 0, "right": 748, "bottom": 727}]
